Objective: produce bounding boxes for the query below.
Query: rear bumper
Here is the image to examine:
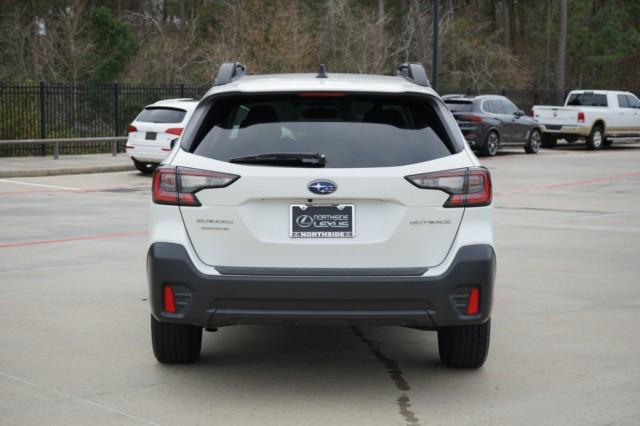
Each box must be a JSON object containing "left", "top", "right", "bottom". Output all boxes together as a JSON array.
[
  {"left": 126, "top": 142, "right": 170, "bottom": 163},
  {"left": 147, "top": 243, "right": 496, "bottom": 328},
  {"left": 539, "top": 123, "right": 590, "bottom": 136},
  {"left": 459, "top": 125, "right": 488, "bottom": 148}
]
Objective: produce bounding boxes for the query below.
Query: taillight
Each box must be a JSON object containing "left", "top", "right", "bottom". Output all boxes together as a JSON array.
[
  {"left": 166, "top": 127, "right": 183, "bottom": 136},
  {"left": 461, "top": 115, "right": 483, "bottom": 123},
  {"left": 405, "top": 167, "right": 492, "bottom": 208},
  {"left": 577, "top": 111, "right": 585, "bottom": 123},
  {"left": 152, "top": 166, "right": 239, "bottom": 206},
  {"left": 127, "top": 124, "right": 137, "bottom": 133}
]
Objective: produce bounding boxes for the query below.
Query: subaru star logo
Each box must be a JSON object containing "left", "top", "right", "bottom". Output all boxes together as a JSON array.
[{"left": 308, "top": 180, "right": 337, "bottom": 195}]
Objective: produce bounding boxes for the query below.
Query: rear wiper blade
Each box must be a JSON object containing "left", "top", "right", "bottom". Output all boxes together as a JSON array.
[{"left": 229, "top": 152, "right": 326, "bottom": 167}]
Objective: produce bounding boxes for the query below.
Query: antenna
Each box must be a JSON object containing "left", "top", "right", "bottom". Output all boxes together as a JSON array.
[{"left": 316, "top": 64, "right": 328, "bottom": 78}]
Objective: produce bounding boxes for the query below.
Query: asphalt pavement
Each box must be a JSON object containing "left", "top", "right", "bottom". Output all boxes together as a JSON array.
[{"left": 1, "top": 144, "right": 639, "bottom": 425}]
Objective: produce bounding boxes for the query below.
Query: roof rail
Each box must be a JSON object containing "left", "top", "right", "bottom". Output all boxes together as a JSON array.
[
  {"left": 396, "top": 63, "right": 430, "bottom": 87},
  {"left": 214, "top": 62, "right": 246, "bottom": 86}
]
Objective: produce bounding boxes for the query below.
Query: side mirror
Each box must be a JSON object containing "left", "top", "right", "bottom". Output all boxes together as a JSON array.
[
  {"left": 170, "top": 138, "right": 179, "bottom": 149},
  {"left": 514, "top": 110, "right": 525, "bottom": 117}
]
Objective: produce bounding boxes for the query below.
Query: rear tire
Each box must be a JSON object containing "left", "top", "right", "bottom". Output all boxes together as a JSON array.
[
  {"left": 586, "top": 125, "right": 604, "bottom": 150},
  {"left": 151, "top": 315, "right": 202, "bottom": 364},
  {"left": 524, "top": 128, "right": 542, "bottom": 154},
  {"left": 438, "top": 319, "right": 490, "bottom": 369},
  {"left": 541, "top": 134, "right": 557, "bottom": 148},
  {"left": 133, "top": 159, "right": 157, "bottom": 174},
  {"left": 479, "top": 131, "right": 499, "bottom": 157}
]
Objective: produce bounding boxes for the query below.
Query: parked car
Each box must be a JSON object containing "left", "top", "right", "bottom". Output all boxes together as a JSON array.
[
  {"left": 147, "top": 63, "right": 495, "bottom": 368},
  {"left": 147, "top": 62, "right": 496, "bottom": 368},
  {"left": 126, "top": 99, "right": 198, "bottom": 173},
  {"left": 533, "top": 90, "right": 640, "bottom": 150},
  {"left": 444, "top": 95, "right": 543, "bottom": 156}
]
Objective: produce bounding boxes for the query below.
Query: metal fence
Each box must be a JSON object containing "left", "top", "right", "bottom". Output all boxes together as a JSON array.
[
  {"left": 1, "top": 81, "right": 636, "bottom": 157},
  {"left": 0, "top": 82, "right": 210, "bottom": 156}
]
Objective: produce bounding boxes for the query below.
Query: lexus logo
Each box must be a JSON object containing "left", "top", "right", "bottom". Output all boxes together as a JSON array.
[{"left": 296, "top": 215, "right": 314, "bottom": 227}]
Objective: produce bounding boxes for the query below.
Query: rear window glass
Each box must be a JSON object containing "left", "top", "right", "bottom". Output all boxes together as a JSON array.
[
  {"left": 185, "top": 94, "right": 461, "bottom": 168},
  {"left": 566, "top": 93, "right": 608, "bottom": 107},
  {"left": 136, "top": 107, "right": 186, "bottom": 123},
  {"left": 445, "top": 100, "right": 474, "bottom": 113}
]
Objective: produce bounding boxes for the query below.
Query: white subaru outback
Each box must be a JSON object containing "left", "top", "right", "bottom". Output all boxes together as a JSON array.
[{"left": 148, "top": 63, "right": 496, "bottom": 368}]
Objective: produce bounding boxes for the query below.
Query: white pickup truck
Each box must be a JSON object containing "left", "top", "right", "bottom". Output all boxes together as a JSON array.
[{"left": 533, "top": 90, "right": 640, "bottom": 150}]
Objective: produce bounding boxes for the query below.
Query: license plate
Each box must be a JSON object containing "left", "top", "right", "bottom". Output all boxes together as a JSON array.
[
  {"left": 145, "top": 132, "right": 157, "bottom": 140},
  {"left": 290, "top": 204, "right": 355, "bottom": 238}
]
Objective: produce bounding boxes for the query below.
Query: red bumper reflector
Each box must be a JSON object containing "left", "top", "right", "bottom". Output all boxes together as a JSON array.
[
  {"left": 164, "top": 285, "right": 176, "bottom": 313},
  {"left": 466, "top": 287, "right": 480, "bottom": 315}
]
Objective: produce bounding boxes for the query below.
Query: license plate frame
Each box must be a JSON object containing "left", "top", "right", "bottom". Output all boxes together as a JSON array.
[
  {"left": 289, "top": 204, "right": 355, "bottom": 238},
  {"left": 145, "top": 132, "right": 157, "bottom": 141}
]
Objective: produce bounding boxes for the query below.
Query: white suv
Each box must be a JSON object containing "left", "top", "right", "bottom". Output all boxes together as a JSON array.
[
  {"left": 126, "top": 99, "right": 198, "bottom": 173},
  {"left": 148, "top": 63, "right": 496, "bottom": 368}
]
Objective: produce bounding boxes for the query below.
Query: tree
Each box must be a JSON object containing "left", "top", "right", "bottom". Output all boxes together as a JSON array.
[
  {"left": 87, "top": 6, "right": 137, "bottom": 82},
  {"left": 0, "top": 0, "right": 639, "bottom": 90},
  {"left": 556, "top": 0, "right": 567, "bottom": 99},
  {"left": 503, "top": 0, "right": 513, "bottom": 49}
]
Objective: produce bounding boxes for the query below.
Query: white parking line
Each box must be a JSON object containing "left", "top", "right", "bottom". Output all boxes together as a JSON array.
[{"left": 0, "top": 179, "right": 78, "bottom": 191}]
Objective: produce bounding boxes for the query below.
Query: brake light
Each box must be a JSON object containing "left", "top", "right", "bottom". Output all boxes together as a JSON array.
[
  {"left": 127, "top": 124, "right": 137, "bottom": 133},
  {"left": 152, "top": 166, "right": 239, "bottom": 206},
  {"left": 461, "top": 115, "right": 483, "bottom": 123},
  {"left": 405, "top": 167, "right": 492, "bottom": 208},
  {"left": 166, "top": 127, "right": 183, "bottom": 136},
  {"left": 577, "top": 111, "right": 585, "bottom": 123},
  {"left": 298, "top": 92, "right": 347, "bottom": 97}
]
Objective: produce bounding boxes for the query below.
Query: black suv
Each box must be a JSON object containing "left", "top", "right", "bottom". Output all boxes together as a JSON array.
[{"left": 444, "top": 95, "right": 542, "bottom": 156}]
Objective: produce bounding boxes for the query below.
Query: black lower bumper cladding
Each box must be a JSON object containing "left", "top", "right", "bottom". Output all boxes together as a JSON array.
[{"left": 147, "top": 243, "right": 495, "bottom": 328}]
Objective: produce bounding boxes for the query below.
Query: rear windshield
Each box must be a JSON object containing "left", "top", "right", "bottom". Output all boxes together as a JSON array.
[
  {"left": 444, "top": 100, "right": 474, "bottom": 113},
  {"left": 136, "top": 107, "right": 186, "bottom": 123},
  {"left": 566, "top": 93, "right": 608, "bottom": 107},
  {"left": 185, "top": 94, "right": 461, "bottom": 168}
]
